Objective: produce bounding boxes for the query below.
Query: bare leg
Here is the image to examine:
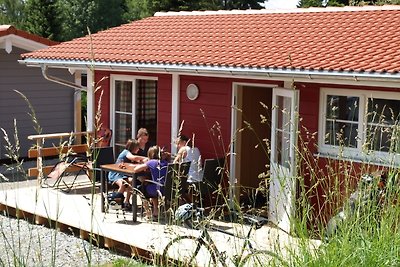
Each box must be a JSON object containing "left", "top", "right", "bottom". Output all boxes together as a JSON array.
[
  {"left": 152, "top": 197, "right": 159, "bottom": 217},
  {"left": 124, "top": 178, "right": 133, "bottom": 203},
  {"left": 114, "top": 180, "right": 125, "bottom": 194}
]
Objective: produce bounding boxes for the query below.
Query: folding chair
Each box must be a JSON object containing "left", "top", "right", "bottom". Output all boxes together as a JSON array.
[
  {"left": 45, "top": 152, "right": 91, "bottom": 192},
  {"left": 45, "top": 146, "right": 115, "bottom": 192}
]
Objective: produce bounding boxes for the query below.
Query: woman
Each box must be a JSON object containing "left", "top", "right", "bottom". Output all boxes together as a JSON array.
[
  {"left": 108, "top": 139, "right": 147, "bottom": 210},
  {"left": 134, "top": 145, "right": 168, "bottom": 220}
]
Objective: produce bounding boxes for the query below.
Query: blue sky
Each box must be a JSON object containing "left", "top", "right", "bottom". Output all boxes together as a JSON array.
[{"left": 264, "top": 0, "right": 299, "bottom": 9}]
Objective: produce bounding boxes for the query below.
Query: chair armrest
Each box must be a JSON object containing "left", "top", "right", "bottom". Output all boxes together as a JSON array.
[{"left": 142, "top": 179, "right": 164, "bottom": 187}]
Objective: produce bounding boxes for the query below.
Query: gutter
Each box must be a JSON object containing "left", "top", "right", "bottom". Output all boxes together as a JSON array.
[{"left": 20, "top": 58, "right": 400, "bottom": 84}]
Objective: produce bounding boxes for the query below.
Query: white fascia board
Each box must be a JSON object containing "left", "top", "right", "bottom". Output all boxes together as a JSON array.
[
  {"left": 20, "top": 58, "right": 400, "bottom": 87},
  {"left": 0, "top": 34, "right": 48, "bottom": 52}
]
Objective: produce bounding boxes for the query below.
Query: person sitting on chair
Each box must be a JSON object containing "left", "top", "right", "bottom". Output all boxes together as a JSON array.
[
  {"left": 134, "top": 145, "right": 168, "bottom": 220},
  {"left": 108, "top": 139, "right": 148, "bottom": 210},
  {"left": 174, "top": 134, "right": 203, "bottom": 183},
  {"left": 136, "top": 128, "right": 154, "bottom": 157},
  {"left": 174, "top": 134, "right": 203, "bottom": 203}
]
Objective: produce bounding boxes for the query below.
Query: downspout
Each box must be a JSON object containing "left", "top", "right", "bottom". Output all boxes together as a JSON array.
[
  {"left": 41, "top": 64, "right": 88, "bottom": 138},
  {"left": 41, "top": 65, "right": 87, "bottom": 92}
]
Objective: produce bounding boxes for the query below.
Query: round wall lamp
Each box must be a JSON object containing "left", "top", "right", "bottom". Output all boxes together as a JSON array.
[{"left": 186, "top": 83, "right": 199, "bottom": 100}]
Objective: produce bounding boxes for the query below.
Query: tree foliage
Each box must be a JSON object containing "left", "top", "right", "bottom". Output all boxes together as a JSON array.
[
  {"left": 24, "top": 0, "right": 61, "bottom": 41},
  {"left": 57, "top": 0, "right": 101, "bottom": 41},
  {"left": 0, "top": 0, "right": 25, "bottom": 28},
  {"left": 123, "top": 0, "right": 264, "bottom": 21},
  {"left": 298, "top": 0, "right": 400, "bottom": 7},
  {"left": 0, "top": 0, "right": 266, "bottom": 41}
]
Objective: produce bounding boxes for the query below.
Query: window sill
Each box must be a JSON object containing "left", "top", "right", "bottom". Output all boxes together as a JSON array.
[{"left": 314, "top": 152, "right": 400, "bottom": 168}]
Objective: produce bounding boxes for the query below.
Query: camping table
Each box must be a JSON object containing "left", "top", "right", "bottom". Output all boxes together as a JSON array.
[{"left": 100, "top": 163, "right": 139, "bottom": 222}]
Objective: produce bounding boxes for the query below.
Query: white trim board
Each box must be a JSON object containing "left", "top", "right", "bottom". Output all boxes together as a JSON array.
[{"left": 0, "top": 34, "right": 48, "bottom": 53}]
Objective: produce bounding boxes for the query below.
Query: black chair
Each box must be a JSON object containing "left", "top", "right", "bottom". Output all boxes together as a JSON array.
[
  {"left": 131, "top": 161, "right": 191, "bottom": 220},
  {"left": 90, "top": 146, "right": 115, "bottom": 182},
  {"left": 199, "top": 158, "right": 225, "bottom": 207},
  {"left": 164, "top": 161, "right": 191, "bottom": 205}
]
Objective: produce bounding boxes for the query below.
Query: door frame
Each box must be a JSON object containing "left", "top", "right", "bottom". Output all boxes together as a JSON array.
[{"left": 230, "top": 82, "right": 278, "bottom": 207}]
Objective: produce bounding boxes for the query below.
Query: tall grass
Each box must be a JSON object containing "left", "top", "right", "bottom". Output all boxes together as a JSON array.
[
  {"left": 173, "top": 96, "right": 400, "bottom": 266},
  {"left": 2, "top": 79, "right": 399, "bottom": 267}
]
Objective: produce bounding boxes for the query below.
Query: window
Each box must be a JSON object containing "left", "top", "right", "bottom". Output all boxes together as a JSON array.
[
  {"left": 319, "top": 88, "right": 400, "bottom": 163},
  {"left": 111, "top": 75, "right": 157, "bottom": 154}
]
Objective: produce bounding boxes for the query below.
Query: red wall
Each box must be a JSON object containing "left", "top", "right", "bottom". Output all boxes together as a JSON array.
[
  {"left": 94, "top": 71, "right": 172, "bottom": 148},
  {"left": 93, "top": 69, "right": 395, "bottom": 226},
  {"left": 295, "top": 82, "right": 397, "bottom": 226},
  {"left": 179, "top": 76, "right": 231, "bottom": 159}
]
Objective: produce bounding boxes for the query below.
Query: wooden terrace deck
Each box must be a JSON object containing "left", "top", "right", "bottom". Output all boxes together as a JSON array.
[{"left": 0, "top": 175, "right": 321, "bottom": 266}]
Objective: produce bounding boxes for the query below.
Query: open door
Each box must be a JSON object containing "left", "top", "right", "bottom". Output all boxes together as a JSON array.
[{"left": 269, "top": 87, "right": 299, "bottom": 233}]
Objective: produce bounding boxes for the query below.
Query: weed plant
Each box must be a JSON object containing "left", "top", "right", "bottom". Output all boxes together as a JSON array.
[
  {"left": 1, "top": 83, "right": 400, "bottom": 267},
  {"left": 158, "top": 98, "right": 400, "bottom": 266}
]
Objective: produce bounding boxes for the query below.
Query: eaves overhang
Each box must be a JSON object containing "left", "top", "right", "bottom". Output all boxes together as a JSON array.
[{"left": 19, "top": 58, "right": 400, "bottom": 84}]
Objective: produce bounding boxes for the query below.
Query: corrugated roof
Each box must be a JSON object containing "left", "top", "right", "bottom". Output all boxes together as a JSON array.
[
  {"left": 0, "top": 25, "right": 58, "bottom": 46},
  {"left": 21, "top": 6, "right": 400, "bottom": 75}
]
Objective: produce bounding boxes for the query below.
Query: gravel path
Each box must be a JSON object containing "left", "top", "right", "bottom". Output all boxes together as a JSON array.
[
  {"left": 0, "top": 213, "right": 132, "bottom": 267},
  {"left": 0, "top": 160, "right": 142, "bottom": 267}
]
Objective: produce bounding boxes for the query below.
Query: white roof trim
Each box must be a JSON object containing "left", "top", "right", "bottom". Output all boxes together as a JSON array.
[
  {"left": 0, "top": 34, "right": 48, "bottom": 53},
  {"left": 20, "top": 58, "right": 400, "bottom": 81},
  {"left": 155, "top": 5, "right": 400, "bottom": 16}
]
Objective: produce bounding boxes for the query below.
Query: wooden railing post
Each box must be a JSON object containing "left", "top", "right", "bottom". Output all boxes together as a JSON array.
[{"left": 37, "top": 138, "right": 43, "bottom": 186}]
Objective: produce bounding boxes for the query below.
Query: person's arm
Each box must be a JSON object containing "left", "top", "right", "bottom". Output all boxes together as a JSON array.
[
  {"left": 133, "top": 162, "right": 148, "bottom": 173},
  {"left": 126, "top": 152, "right": 148, "bottom": 163},
  {"left": 173, "top": 147, "right": 187, "bottom": 163}
]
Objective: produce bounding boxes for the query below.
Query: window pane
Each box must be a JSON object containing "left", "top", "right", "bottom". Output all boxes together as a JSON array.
[
  {"left": 367, "top": 98, "right": 400, "bottom": 125},
  {"left": 367, "top": 98, "right": 400, "bottom": 152},
  {"left": 325, "top": 121, "right": 358, "bottom": 147},
  {"left": 325, "top": 95, "right": 359, "bottom": 147},
  {"left": 115, "top": 113, "right": 132, "bottom": 144},
  {"left": 136, "top": 79, "right": 157, "bottom": 142},
  {"left": 326, "top": 95, "right": 359, "bottom": 121},
  {"left": 115, "top": 81, "right": 132, "bottom": 112},
  {"left": 276, "top": 129, "right": 290, "bottom": 168}
]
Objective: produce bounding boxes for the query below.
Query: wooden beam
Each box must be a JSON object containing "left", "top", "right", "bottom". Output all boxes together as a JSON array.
[
  {"left": 27, "top": 131, "right": 93, "bottom": 141},
  {"left": 28, "top": 144, "right": 89, "bottom": 158},
  {"left": 28, "top": 165, "right": 84, "bottom": 177}
]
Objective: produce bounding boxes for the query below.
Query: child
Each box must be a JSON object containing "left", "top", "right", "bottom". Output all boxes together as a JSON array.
[
  {"left": 134, "top": 145, "right": 168, "bottom": 220},
  {"left": 108, "top": 139, "right": 147, "bottom": 210}
]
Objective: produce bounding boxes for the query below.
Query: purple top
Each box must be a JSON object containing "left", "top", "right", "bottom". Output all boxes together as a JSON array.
[{"left": 144, "top": 159, "right": 168, "bottom": 197}]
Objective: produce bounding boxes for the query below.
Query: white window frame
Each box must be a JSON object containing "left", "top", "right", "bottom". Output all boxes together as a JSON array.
[
  {"left": 110, "top": 74, "right": 158, "bottom": 150},
  {"left": 318, "top": 88, "right": 400, "bottom": 165}
]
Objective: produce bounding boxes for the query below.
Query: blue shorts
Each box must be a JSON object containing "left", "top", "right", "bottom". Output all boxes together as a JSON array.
[{"left": 108, "top": 171, "right": 126, "bottom": 183}]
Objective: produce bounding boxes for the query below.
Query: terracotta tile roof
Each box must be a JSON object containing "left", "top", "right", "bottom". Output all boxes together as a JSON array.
[
  {"left": 0, "top": 25, "right": 58, "bottom": 46},
  {"left": 21, "top": 6, "right": 400, "bottom": 75}
]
